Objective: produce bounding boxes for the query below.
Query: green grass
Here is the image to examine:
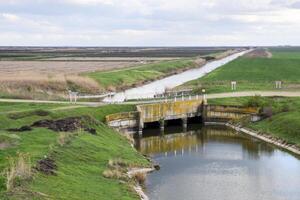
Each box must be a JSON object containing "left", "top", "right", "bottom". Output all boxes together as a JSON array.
[
  {"left": 0, "top": 102, "right": 70, "bottom": 113},
  {"left": 270, "top": 47, "right": 300, "bottom": 59},
  {"left": 87, "top": 59, "right": 195, "bottom": 90},
  {"left": 183, "top": 48, "right": 300, "bottom": 94},
  {"left": 0, "top": 103, "right": 148, "bottom": 200},
  {"left": 209, "top": 96, "right": 300, "bottom": 147},
  {"left": 250, "top": 111, "right": 300, "bottom": 146}
]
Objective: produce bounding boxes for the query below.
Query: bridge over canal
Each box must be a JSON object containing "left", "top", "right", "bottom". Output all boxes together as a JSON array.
[{"left": 106, "top": 98, "right": 259, "bottom": 135}]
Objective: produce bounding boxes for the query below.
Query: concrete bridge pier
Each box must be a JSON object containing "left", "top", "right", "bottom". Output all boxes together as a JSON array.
[
  {"left": 138, "top": 113, "right": 144, "bottom": 136},
  {"left": 159, "top": 119, "right": 165, "bottom": 132},
  {"left": 182, "top": 117, "right": 188, "bottom": 131}
]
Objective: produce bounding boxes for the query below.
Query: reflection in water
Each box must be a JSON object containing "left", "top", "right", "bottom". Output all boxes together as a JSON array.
[{"left": 135, "top": 125, "right": 300, "bottom": 200}]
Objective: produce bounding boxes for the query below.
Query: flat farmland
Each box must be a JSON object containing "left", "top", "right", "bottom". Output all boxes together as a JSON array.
[
  {"left": 0, "top": 46, "right": 232, "bottom": 100},
  {"left": 0, "top": 61, "right": 135, "bottom": 76}
]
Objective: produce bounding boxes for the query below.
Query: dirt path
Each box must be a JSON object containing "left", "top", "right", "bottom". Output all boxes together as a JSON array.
[
  {"left": 206, "top": 91, "right": 300, "bottom": 99},
  {"left": 1, "top": 91, "right": 300, "bottom": 106},
  {"left": 0, "top": 98, "right": 103, "bottom": 106}
]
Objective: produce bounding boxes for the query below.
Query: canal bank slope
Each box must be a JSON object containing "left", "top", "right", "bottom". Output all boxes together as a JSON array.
[
  {"left": 0, "top": 102, "right": 150, "bottom": 200},
  {"left": 208, "top": 97, "right": 300, "bottom": 156}
]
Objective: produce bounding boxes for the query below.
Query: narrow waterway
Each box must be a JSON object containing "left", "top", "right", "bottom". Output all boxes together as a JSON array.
[
  {"left": 135, "top": 125, "right": 300, "bottom": 200},
  {"left": 104, "top": 50, "right": 249, "bottom": 102}
]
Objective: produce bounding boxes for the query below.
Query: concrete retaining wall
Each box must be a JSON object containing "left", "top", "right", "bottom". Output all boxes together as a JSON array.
[
  {"left": 137, "top": 99, "right": 203, "bottom": 123},
  {"left": 204, "top": 105, "right": 259, "bottom": 122},
  {"left": 106, "top": 111, "right": 139, "bottom": 131}
]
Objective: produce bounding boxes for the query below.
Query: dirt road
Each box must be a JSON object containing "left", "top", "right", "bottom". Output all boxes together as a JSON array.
[{"left": 1, "top": 91, "right": 300, "bottom": 106}]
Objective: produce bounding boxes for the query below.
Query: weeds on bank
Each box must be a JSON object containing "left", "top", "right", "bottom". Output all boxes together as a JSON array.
[
  {"left": 57, "top": 130, "right": 82, "bottom": 147},
  {"left": 103, "top": 158, "right": 147, "bottom": 186},
  {"left": 5, "top": 153, "right": 32, "bottom": 191}
]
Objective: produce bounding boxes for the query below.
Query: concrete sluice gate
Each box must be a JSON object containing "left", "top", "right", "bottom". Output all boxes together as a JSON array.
[{"left": 106, "top": 99, "right": 260, "bottom": 136}]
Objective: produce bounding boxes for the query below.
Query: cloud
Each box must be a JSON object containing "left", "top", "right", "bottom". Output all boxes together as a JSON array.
[
  {"left": 291, "top": 1, "right": 300, "bottom": 8},
  {"left": 1, "top": 13, "right": 20, "bottom": 22},
  {"left": 64, "top": 0, "right": 114, "bottom": 5},
  {"left": 0, "top": 0, "right": 300, "bottom": 46}
]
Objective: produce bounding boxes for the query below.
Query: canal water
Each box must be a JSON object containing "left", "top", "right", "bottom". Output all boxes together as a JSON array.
[
  {"left": 135, "top": 125, "right": 300, "bottom": 200},
  {"left": 105, "top": 50, "right": 249, "bottom": 102}
]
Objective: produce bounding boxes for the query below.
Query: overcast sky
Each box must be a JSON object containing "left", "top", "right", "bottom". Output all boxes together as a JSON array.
[{"left": 0, "top": 0, "right": 300, "bottom": 46}]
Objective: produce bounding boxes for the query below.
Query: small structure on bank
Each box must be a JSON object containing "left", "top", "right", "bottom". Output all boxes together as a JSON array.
[
  {"left": 231, "top": 81, "right": 237, "bottom": 91},
  {"left": 68, "top": 90, "right": 78, "bottom": 104},
  {"left": 275, "top": 81, "right": 282, "bottom": 89}
]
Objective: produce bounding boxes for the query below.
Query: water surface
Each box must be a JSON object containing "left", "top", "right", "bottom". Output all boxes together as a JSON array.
[{"left": 135, "top": 125, "right": 300, "bottom": 200}]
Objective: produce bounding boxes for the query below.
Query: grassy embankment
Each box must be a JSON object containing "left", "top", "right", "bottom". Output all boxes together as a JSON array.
[
  {"left": 86, "top": 59, "right": 199, "bottom": 91},
  {"left": 0, "top": 102, "right": 149, "bottom": 199},
  {"left": 200, "top": 48, "right": 300, "bottom": 149},
  {"left": 208, "top": 96, "right": 300, "bottom": 147},
  {"left": 182, "top": 48, "right": 300, "bottom": 94}
]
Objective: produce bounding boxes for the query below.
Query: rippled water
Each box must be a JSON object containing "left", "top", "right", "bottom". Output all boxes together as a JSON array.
[
  {"left": 135, "top": 125, "right": 300, "bottom": 200},
  {"left": 104, "top": 51, "right": 249, "bottom": 102}
]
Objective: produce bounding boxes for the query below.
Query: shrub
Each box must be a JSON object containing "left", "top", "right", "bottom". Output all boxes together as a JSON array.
[
  {"left": 244, "top": 95, "right": 265, "bottom": 108},
  {"left": 108, "top": 158, "right": 129, "bottom": 168},
  {"left": 102, "top": 169, "right": 123, "bottom": 179}
]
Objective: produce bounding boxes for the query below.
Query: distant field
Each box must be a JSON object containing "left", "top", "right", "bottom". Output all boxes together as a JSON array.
[
  {"left": 182, "top": 48, "right": 300, "bottom": 94},
  {"left": 0, "top": 46, "right": 230, "bottom": 100},
  {"left": 0, "top": 46, "right": 229, "bottom": 61},
  {"left": 270, "top": 47, "right": 300, "bottom": 59}
]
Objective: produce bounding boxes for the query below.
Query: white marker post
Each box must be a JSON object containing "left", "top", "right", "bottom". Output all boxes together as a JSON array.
[
  {"left": 231, "top": 81, "right": 237, "bottom": 91},
  {"left": 202, "top": 89, "right": 206, "bottom": 104},
  {"left": 68, "top": 91, "right": 78, "bottom": 104},
  {"left": 275, "top": 81, "right": 282, "bottom": 89}
]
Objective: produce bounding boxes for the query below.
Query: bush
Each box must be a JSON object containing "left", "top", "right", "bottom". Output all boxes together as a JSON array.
[{"left": 244, "top": 95, "right": 265, "bottom": 107}]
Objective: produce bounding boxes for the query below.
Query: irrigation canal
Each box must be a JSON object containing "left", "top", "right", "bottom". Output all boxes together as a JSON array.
[
  {"left": 104, "top": 50, "right": 249, "bottom": 102},
  {"left": 135, "top": 124, "right": 300, "bottom": 200}
]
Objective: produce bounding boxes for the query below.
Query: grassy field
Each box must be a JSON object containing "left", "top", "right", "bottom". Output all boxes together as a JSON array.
[
  {"left": 87, "top": 59, "right": 199, "bottom": 91},
  {"left": 182, "top": 48, "right": 300, "bottom": 94},
  {"left": 0, "top": 103, "right": 149, "bottom": 199}
]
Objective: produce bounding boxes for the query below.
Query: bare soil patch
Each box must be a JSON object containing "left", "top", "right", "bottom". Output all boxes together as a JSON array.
[
  {"left": 32, "top": 117, "right": 83, "bottom": 132},
  {"left": 31, "top": 117, "right": 98, "bottom": 135},
  {"left": 244, "top": 49, "right": 272, "bottom": 58},
  {"left": 35, "top": 157, "right": 57, "bottom": 175},
  {"left": 7, "top": 126, "right": 32, "bottom": 132}
]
